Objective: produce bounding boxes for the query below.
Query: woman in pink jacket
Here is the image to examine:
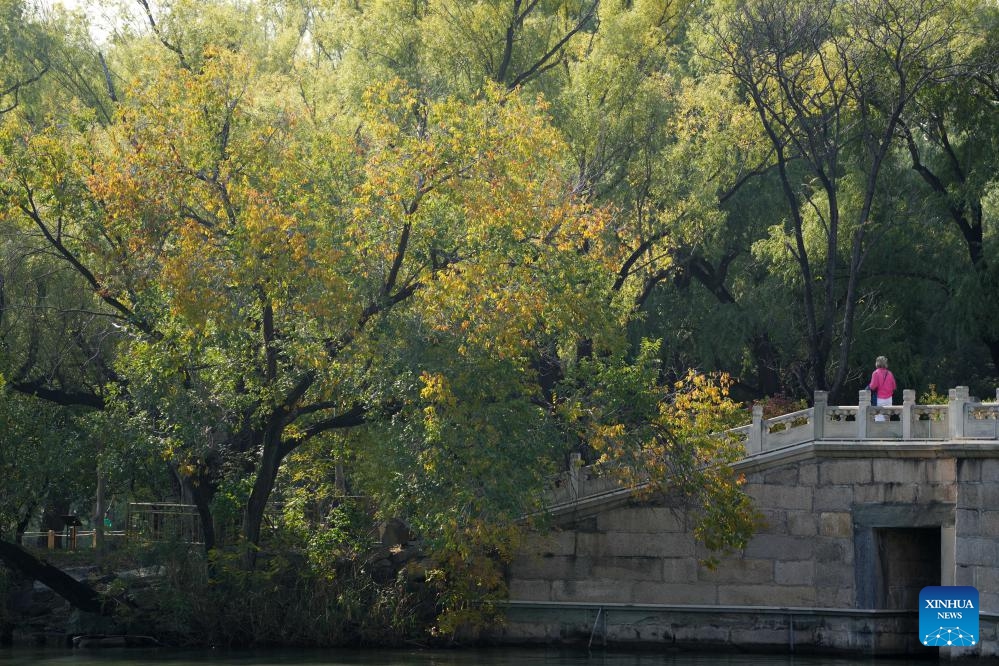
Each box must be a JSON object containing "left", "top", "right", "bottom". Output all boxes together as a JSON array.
[{"left": 869, "top": 355, "right": 897, "bottom": 422}]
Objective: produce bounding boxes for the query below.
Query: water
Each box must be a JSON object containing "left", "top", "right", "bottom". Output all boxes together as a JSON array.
[{"left": 0, "top": 647, "right": 936, "bottom": 666}]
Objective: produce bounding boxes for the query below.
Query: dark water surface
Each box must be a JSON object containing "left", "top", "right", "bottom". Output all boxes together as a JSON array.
[{"left": 0, "top": 647, "right": 938, "bottom": 666}]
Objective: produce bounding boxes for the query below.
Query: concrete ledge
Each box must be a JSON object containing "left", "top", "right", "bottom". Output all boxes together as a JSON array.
[
  {"left": 543, "top": 485, "right": 646, "bottom": 522},
  {"left": 736, "top": 440, "right": 999, "bottom": 476},
  {"left": 501, "top": 599, "right": 939, "bottom": 617},
  {"left": 492, "top": 600, "right": 999, "bottom": 656}
]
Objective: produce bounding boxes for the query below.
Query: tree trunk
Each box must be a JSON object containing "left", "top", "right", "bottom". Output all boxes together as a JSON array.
[
  {"left": 0, "top": 539, "right": 108, "bottom": 615},
  {"left": 93, "top": 471, "right": 106, "bottom": 563},
  {"left": 750, "top": 332, "right": 781, "bottom": 397},
  {"left": 14, "top": 505, "right": 34, "bottom": 546},
  {"left": 984, "top": 335, "right": 999, "bottom": 377},
  {"left": 188, "top": 483, "right": 216, "bottom": 555},
  {"left": 243, "top": 428, "right": 283, "bottom": 570}
]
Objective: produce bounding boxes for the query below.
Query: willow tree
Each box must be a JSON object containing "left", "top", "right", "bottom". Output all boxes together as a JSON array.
[
  {"left": 0, "top": 0, "right": 49, "bottom": 116},
  {"left": 704, "top": 0, "right": 973, "bottom": 396},
  {"left": 893, "top": 2, "right": 999, "bottom": 374},
  {"left": 304, "top": 0, "right": 600, "bottom": 102}
]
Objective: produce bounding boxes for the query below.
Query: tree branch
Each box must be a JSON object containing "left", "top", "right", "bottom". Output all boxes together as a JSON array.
[
  {"left": 18, "top": 200, "right": 159, "bottom": 341},
  {"left": 0, "top": 539, "right": 124, "bottom": 615},
  {"left": 136, "top": 0, "right": 189, "bottom": 70},
  {"left": 507, "top": 0, "right": 598, "bottom": 90},
  {"left": 279, "top": 403, "right": 370, "bottom": 457},
  {"left": 7, "top": 379, "right": 106, "bottom": 409}
]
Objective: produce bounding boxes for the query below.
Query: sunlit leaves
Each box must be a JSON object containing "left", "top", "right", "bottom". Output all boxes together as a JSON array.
[
  {"left": 559, "top": 340, "right": 761, "bottom": 563},
  {"left": 1, "top": 25, "right": 629, "bottom": 570}
]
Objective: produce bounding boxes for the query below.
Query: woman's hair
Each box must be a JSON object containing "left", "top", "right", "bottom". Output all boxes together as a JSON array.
[{"left": 875, "top": 355, "right": 888, "bottom": 369}]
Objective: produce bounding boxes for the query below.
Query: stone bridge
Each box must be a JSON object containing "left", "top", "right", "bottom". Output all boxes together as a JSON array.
[{"left": 493, "top": 387, "right": 999, "bottom": 658}]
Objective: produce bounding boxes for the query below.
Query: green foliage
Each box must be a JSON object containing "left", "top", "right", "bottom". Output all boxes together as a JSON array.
[
  {"left": 112, "top": 541, "right": 427, "bottom": 647},
  {"left": 693, "top": 0, "right": 999, "bottom": 397},
  {"left": 559, "top": 341, "right": 763, "bottom": 563},
  {"left": 304, "top": 501, "right": 372, "bottom": 577},
  {"left": 753, "top": 394, "right": 808, "bottom": 420},
  {"left": 0, "top": 0, "right": 48, "bottom": 116},
  {"left": 919, "top": 385, "right": 949, "bottom": 406},
  {"left": 0, "top": 389, "right": 91, "bottom": 536},
  {"left": 0, "top": 0, "right": 996, "bottom": 647}
]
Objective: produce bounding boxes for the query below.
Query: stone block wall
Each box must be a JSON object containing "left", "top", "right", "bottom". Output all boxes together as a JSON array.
[
  {"left": 501, "top": 447, "right": 999, "bottom": 655},
  {"left": 956, "top": 459, "right": 999, "bottom": 618},
  {"left": 510, "top": 454, "right": 960, "bottom": 612}
]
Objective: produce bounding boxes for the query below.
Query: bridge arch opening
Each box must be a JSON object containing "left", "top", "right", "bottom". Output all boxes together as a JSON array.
[
  {"left": 854, "top": 503, "right": 954, "bottom": 610},
  {"left": 874, "top": 527, "right": 941, "bottom": 610}
]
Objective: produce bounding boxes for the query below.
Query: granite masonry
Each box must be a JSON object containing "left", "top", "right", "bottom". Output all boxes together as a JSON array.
[{"left": 492, "top": 388, "right": 999, "bottom": 658}]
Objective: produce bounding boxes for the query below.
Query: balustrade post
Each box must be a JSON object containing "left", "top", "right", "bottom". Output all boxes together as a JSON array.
[
  {"left": 568, "top": 452, "right": 582, "bottom": 502},
  {"left": 748, "top": 405, "right": 764, "bottom": 454},
  {"left": 813, "top": 391, "right": 827, "bottom": 441},
  {"left": 902, "top": 389, "right": 915, "bottom": 440},
  {"left": 858, "top": 389, "right": 870, "bottom": 439},
  {"left": 949, "top": 387, "right": 969, "bottom": 439}
]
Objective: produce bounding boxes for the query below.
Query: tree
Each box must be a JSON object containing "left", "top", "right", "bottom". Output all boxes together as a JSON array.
[
  {"left": 0, "top": 390, "right": 89, "bottom": 543},
  {"left": 893, "top": 2, "right": 999, "bottom": 373},
  {"left": 0, "top": 29, "right": 618, "bottom": 566},
  {"left": 702, "top": 0, "right": 973, "bottom": 397},
  {"left": 0, "top": 0, "right": 49, "bottom": 116},
  {"left": 306, "top": 0, "right": 599, "bottom": 102}
]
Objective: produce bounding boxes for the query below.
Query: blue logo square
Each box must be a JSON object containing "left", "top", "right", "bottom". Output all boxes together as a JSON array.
[{"left": 920, "top": 586, "right": 979, "bottom": 647}]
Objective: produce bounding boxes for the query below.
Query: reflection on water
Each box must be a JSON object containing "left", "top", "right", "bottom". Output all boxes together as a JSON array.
[{"left": 0, "top": 647, "right": 936, "bottom": 666}]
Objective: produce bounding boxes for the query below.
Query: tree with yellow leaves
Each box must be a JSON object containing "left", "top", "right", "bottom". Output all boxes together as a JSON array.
[
  {"left": 0, "top": 33, "right": 619, "bottom": 565},
  {"left": 0, "top": 0, "right": 767, "bottom": 643}
]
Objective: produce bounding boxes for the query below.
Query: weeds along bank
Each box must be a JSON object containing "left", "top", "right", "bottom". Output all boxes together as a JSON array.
[{"left": 1, "top": 511, "right": 508, "bottom": 648}]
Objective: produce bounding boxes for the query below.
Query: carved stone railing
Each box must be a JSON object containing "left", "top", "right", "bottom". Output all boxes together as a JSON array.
[
  {"left": 965, "top": 401, "right": 999, "bottom": 439},
  {"left": 745, "top": 407, "right": 814, "bottom": 454},
  {"left": 549, "top": 452, "right": 629, "bottom": 505},
  {"left": 547, "top": 386, "right": 998, "bottom": 507},
  {"left": 741, "top": 386, "right": 999, "bottom": 455}
]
